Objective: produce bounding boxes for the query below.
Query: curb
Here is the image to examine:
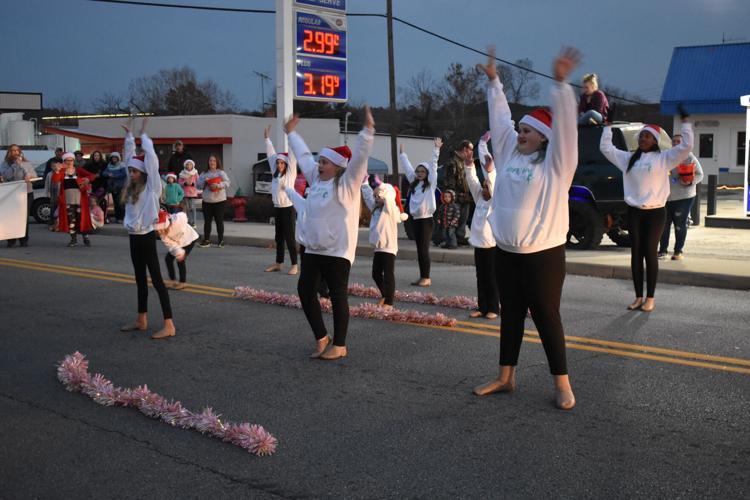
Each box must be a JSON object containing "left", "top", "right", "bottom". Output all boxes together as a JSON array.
[{"left": 97, "top": 226, "right": 750, "bottom": 291}]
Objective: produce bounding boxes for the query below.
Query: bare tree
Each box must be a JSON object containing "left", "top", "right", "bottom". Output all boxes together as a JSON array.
[
  {"left": 47, "top": 96, "right": 82, "bottom": 116},
  {"left": 498, "top": 58, "right": 540, "bottom": 104},
  {"left": 92, "top": 92, "right": 129, "bottom": 114},
  {"left": 438, "top": 63, "right": 485, "bottom": 140},
  {"left": 602, "top": 85, "right": 646, "bottom": 105}
]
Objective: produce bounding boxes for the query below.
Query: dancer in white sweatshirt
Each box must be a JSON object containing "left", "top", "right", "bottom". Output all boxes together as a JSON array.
[
  {"left": 600, "top": 115, "right": 693, "bottom": 312},
  {"left": 465, "top": 132, "right": 498, "bottom": 319},
  {"left": 473, "top": 47, "right": 580, "bottom": 410},
  {"left": 400, "top": 138, "right": 441, "bottom": 287},
  {"left": 284, "top": 107, "right": 375, "bottom": 361},
  {"left": 361, "top": 178, "right": 409, "bottom": 307},
  {"left": 119, "top": 117, "right": 175, "bottom": 340},
  {"left": 263, "top": 125, "right": 299, "bottom": 275}
]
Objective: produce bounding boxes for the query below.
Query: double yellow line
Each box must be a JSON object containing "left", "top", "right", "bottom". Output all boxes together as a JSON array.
[{"left": 2, "top": 256, "right": 749, "bottom": 375}]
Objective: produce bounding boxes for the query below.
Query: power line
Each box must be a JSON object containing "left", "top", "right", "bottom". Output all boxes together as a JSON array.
[{"left": 87, "top": 0, "right": 652, "bottom": 106}]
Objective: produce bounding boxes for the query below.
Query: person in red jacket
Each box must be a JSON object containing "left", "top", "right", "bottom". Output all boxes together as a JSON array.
[{"left": 55, "top": 152, "right": 95, "bottom": 247}]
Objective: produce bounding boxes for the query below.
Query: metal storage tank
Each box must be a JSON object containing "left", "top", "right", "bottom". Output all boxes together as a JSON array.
[
  {"left": 0, "top": 112, "right": 24, "bottom": 144},
  {"left": 7, "top": 120, "right": 35, "bottom": 146}
]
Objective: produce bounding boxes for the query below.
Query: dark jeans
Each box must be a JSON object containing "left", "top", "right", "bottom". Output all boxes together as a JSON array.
[
  {"left": 372, "top": 251, "right": 396, "bottom": 305},
  {"left": 49, "top": 190, "right": 59, "bottom": 228},
  {"left": 274, "top": 206, "right": 297, "bottom": 265},
  {"left": 412, "top": 217, "right": 433, "bottom": 279},
  {"left": 455, "top": 202, "right": 471, "bottom": 242},
  {"left": 629, "top": 206, "right": 666, "bottom": 298},
  {"left": 202, "top": 200, "right": 226, "bottom": 242},
  {"left": 298, "top": 252, "right": 351, "bottom": 346},
  {"left": 475, "top": 247, "right": 499, "bottom": 314},
  {"left": 165, "top": 241, "right": 195, "bottom": 282},
  {"left": 496, "top": 244, "right": 568, "bottom": 375},
  {"left": 129, "top": 231, "right": 172, "bottom": 319},
  {"left": 659, "top": 197, "right": 694, "bottom": 254},
  {"left": 110, "top": 188, "right": 124, "bottom": 221}
]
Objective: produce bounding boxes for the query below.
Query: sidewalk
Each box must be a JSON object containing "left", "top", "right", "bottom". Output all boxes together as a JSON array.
[{"left": 98, "top": 207, "right": 750, "bottom": 290}]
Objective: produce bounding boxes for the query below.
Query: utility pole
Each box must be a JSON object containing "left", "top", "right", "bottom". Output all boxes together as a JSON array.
[
  {"left": 275, "top": 0, "right": 293, "bottom": 154},
  {"left": 386, "top": 0, "right": 399, "bottom": 186},
  {"left": 253, "top": 70, "right": 271, "bottom": 112}
]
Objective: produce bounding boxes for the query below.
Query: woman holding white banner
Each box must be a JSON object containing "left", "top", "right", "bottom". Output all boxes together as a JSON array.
[{"left": 0, "top": 145, "right": 33, "bottom": 247}]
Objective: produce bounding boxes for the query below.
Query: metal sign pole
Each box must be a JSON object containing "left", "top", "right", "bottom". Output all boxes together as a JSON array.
[{"left": 276, "top": 0, "right": 294, "bottom": 153}]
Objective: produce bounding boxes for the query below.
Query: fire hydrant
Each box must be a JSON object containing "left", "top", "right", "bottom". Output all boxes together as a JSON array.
[{"left": 230, "top": 188, "right": 248, "bottom": 222}]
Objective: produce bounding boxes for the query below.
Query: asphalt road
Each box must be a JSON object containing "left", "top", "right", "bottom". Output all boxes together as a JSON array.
[{"left": 1, "top": 225, "right": 748, "bottom": 499}]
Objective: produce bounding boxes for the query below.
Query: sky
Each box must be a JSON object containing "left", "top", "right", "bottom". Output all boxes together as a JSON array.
[{"left": 2, "top": 0, "right": 748, "bottom": 112}]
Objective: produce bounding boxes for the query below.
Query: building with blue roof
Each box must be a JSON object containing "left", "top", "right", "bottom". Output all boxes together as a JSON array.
[{"left": 661, "top": 42, "right": 750, "bottom": 183}]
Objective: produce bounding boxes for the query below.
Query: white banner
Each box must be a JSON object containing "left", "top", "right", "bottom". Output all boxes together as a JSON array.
[{"left": 0, "top": 181, "right": 27, "bottom": 240}]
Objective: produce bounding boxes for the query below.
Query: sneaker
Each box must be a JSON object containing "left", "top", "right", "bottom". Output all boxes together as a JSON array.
[
  {"left": 671, "top": 252, "right": 684, "bottom": 261},
  {"left": 218, "top": 240, "right": 225, "bottom": 248},
  {"left": 657, "top": 251, "right": 667, "bottom": 259},
  {"left": 198, "top": 240, "right": 211, "bottom": 248},
  {"left": 83, "top": 236, "right": 91, "bottom": 247}
]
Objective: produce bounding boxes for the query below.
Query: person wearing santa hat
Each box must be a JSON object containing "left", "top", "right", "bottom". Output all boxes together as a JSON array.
[
  {"left": 178, "top": 159, "right": 199, "bottom": 226},
  {"left": 600, "top": 111, "right": 693, "bottom": 313},
  {"left": 361, "top": 176, "right": 409, "bottom": 308},
  {"left": 163, "top": 172, "right": 184, "bottom": 214},
  {"left": 400, "top": 138, "right": 442, "bottom": 287},
  {"left": 154, "top": 209, "right": 200, "bottom": 290},
  {"left": 465, "top": 131, "right": 499, "bottom": 320},
  {"left": 263, "top": 124, "right": 299, "bottom": 275},
  {"left": 54, "top": 152, "right": 96, "bottom": 247},
  {"left": 119, "top": 117, "right": 175, "bottom": 340},
  {"left": 284, "top": 106, "right": 375, "bottom": 361},
  {"left": 197, "top": 155, "right": 230, "bottom": 248},
  {"left": 473, "top": 46, "right": 581, "bottom": 410}
]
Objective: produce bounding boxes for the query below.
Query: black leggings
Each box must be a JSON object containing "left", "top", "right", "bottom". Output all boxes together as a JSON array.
[
  {"left": 297, "top": 253, "right": 351, "bottom": 346},
  {"left": 274, "top": 206, "right": 297, "bottom": 265},
  {"left": 202, "top": 200, "right": 226, "bottom": 242},
  {"left": 129, "top": 231, "right": 172, "bottom": 319},
  {"left": 412, "top": 217, "right": 433, "bottom": 279},
  {"left": 475, "top": 247, "right": 499, "bottom": 314},
  {"left": 164, "top": 241, "right": 195, "bottom": 282},
  {"left": 372, "top": 252, "right": 396, "bottom": 305},
  {"left": 628, "top": 206, "right": 666, "bottom": 298},
  {"left": 496, "top": 244, "right": 567, "bottom": 375}
]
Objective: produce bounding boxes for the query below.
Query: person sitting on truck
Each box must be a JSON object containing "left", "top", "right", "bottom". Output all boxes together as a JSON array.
[{"left": 577, "top": 73, "right": 609, "bottom": 126}]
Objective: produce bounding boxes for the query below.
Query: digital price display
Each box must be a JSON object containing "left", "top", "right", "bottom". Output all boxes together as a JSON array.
[
  {"left": 294, "top": 9, "right": 347, "bottom": 102},
  {"left": 296, "top": 56, "right": 347, "bottom": 100}
]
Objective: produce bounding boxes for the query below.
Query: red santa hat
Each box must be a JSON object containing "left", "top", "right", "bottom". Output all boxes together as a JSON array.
[
  {"left": 319, "top": 145, "right": 352, "bottom": 168},
  {"left": 640, "top": 124, "right": 662, "bottom": 142},
  {"left": 272, "top": 152, "right": 290, "bottom": 166},
  {"left": 393, "top": 186, "right": 409, "bottom": 222},
  {"left": 153, "top": 209, "right": 170, "bottom": 230},
  {"left": 519, "top": 108, "right": 553, "bottom": 139},
  {"left": 166, "top": 173, "right": 177, "bottom": 181},
  {"left": 62, "top": 152, "right": 75, "bottom": 161},
  {"left": 128, "top": 154, "right": 146, "bottom": 172}
]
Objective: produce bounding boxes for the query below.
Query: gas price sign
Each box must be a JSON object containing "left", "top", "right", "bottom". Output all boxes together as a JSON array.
[{"left": 294, "top": 7, "right": 347, "bottom": 102}]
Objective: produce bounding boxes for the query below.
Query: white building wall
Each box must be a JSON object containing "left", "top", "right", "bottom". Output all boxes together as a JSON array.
[
  {"left": 673, "top": 113, "right": 746, "bottom": 183},
  {"left": 340, "top": 132, "right": 435, "bottom": 174}
]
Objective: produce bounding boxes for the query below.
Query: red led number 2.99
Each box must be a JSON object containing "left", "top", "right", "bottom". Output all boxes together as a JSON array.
[
  {"left": 303, "top": 73, "right": 340, "bottom": 97},
  {"left": 302, "top": 29, "right": 340, "bottom": 56}
]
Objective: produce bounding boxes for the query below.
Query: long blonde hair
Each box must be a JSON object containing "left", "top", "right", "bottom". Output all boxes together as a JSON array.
[{"left": 121, "top": 170, "right": 147, "bottom": 205}]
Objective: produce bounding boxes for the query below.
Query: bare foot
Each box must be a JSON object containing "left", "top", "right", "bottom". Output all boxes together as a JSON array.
[
  {"left": 377, "top": 298, "right": 386, "bottom": 306},
  {"left": 469, "top": 310, "right": 483, "bottom": 318},
  {"left": 121, "top": 313, "right": 147, "bottom": 332},
  {"left": 151, "top": 325, "right": 176, "bottom": 339},
  {"left": 627, "top": 297, "right": 644, "bottom": 310},
  {"left": 309, "top": 336, "right": 331, "bottom": 359},
  {"left": 473, "top": 367, "right": 516, "bottom": 396},
  {"left": 554, "top": 375, "right": 575, "bottom": 410},
  {"left": 641, "top": 298, "right": 655, "bottom": 312},
  {"left": 485, "top": 312, "right": 498, "bottom": 320},
  {"left": 319, "top": 345, "right": 347, "bottom": 360}
]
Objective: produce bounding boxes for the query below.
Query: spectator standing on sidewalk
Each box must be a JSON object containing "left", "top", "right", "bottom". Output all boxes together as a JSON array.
[
  {"left": 443, "top": 140, "right": 474, "bottom": 245},
  {"left": 0, "top": 144, "right": 33, "bottom": 247},
  {"left": 658, "top": 134, "right": 703, "bottom": 261},
  {"left": 43, "top": 147, "right": 64, "bottom": 179},
  {"left": 164, "top": 173, "right": 184, "bottom": 214},
  {"left": 45, "top": 158, "right": 63, "bottom": 230},
  {"left": 167, "top": 140, "right": 192, "bottom": 175},
  {"left": 197, "top": 155, "right": 230, "bottom": 248},
  {"left": 433, "top": 190, "right": 460, "bottom": 249},
  {"left": 103, "top": 152, "right": 128, "bottom": 223},
  {"left": 54, "top": 152, "right": 95, "bottom": 247},
  {"left": 178, "top": 159, "right": 199, "bottom": 226}
]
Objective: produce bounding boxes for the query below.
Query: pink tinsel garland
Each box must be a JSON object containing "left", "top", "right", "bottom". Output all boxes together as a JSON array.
[
  {"left": 56, "top": 352, "right": 277, "bottom": 456},
  {"left": 347, "top": 283, "right": 477, "bottom": 310},
  {"left": 233, "top": 286, "right": 457, "bottom": 327}
]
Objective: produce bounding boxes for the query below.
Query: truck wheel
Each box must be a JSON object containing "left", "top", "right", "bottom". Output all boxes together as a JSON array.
[
  {"left": 567, "top": 201, "right": 604, "bottom": 250},
  {"left": 31, "top": 198, "right": 51, "bottom": 224},
  {"left": 607, "top": 228, "right": 631, "bottom": 247}
]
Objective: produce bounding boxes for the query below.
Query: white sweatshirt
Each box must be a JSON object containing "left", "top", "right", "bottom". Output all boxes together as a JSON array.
[
  {"left": 288, "top": 127, "right": 374, "bottom": 264},
  {"left": 285, "top": 186, "right": 307, "bottom": 247},
  {"left": 466, "top": 136, "right": 496, "bottom": 249},
  {"left": 265, "top": 138, "right": 297, "bottom": 208},
  {"left": 159, "top": 212, "right": 200, "bottom": 258},
  {"left": 487, "top": 77, "right": 578, "bottom": 254},
  {"left": 600, "top": 122, "right": 694, "bottom": 209},
  {"left": 361, "top": 182, "right": 405, "bottom": 255},
  {"left": 400, "top": 147, "right": 439, "bottom": 219},
  {"left": 123, "top": 133, "right": 162, "bottom": 235}
]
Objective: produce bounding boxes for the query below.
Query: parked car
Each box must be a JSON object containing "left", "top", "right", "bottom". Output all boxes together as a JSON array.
[{"left": 566, "top": 123, "right": 673, "bottom": 249}]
